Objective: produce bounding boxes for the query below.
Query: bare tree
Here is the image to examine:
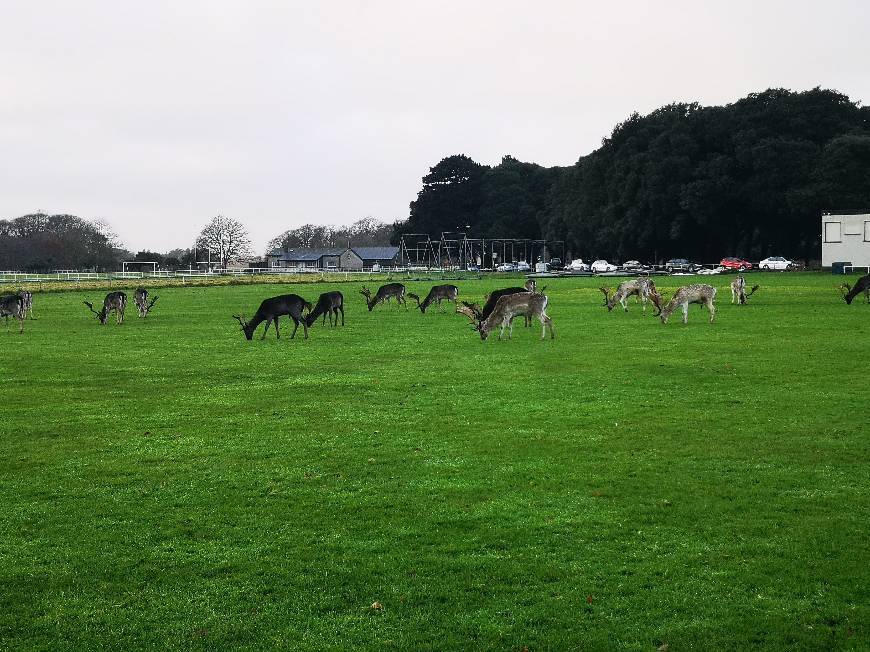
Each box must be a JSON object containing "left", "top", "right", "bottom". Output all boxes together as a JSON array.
[{"left": 196, "top": 215, "right": 253, "bottom": 268}]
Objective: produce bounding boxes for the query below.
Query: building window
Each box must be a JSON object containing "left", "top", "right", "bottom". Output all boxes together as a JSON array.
[{"left": 824, "top": 221, "right": 842, "bottom": 243}]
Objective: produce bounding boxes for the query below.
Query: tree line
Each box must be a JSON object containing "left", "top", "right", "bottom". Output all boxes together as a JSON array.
[{"left": 395, "top": 88, "right": 870, "bottom": 262}]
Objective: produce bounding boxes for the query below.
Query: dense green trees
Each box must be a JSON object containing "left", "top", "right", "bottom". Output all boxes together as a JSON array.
[
  {"left": 0, "top": 213, "right": 121, "bottom": 271},
  {"left": 397, "top": 88, "right": 870, "bottom": 262}
]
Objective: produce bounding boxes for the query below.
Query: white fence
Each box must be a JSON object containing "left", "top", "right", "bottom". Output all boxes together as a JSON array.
[{"left": 0, "top": 266, "right": 463, "bottom": 285}]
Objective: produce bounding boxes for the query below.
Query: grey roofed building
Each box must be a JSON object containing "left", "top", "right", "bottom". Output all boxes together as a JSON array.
[
  {"left": 266, "top": 248, "right": 345, "bottom": 269},
  {"left": 339, "top": 246, "right": 400, "bottom": 270}
]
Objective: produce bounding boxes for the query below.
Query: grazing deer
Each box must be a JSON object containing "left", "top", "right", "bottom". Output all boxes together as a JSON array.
[
  {"left": 730, "top": 275, "right": 760, "bottom": 305},
  {"left": 360, "top": 283, "right": 406, "bottom": 311},
  {"left": 463, "top": 291, "right": 555, "bottom": 341},
  {"left": 134, "top": 287, "right": 159, "bottom": 317},
  {"left": 233, "top": 294, "right": 310, "bottom": 340},
  {"left": 84, "top": 291, "right": 127, "bottom": 325},
  {"left": 658, "top": 284, "right": 717, "bottom": 324},
  {"left": 306, "top": 291, "right": 344, "bottom": 327},
  {"left": 462, "top": 279, "right": 540, "bottom": 325},
  {"left": 599, "top": 278, "right": 661, "bottom": 314},
  {"left": 407, "top": 284, "right": 459, "bottom": 313},
  {"left": 1, "top": 294, "right": 25, "bottom": 333},
  {"left": 17, "top": 290, "right": 34, "bottom": 319},
  {"left": 840, "top": 274, "right": 870, "bottom": 305}
]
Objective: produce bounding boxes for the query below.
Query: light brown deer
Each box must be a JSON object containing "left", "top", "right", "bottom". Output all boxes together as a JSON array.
[
  {"left": 462, "top": 291, "right": 555, "bottom": 341},
  {"left": 600, "top": 277, "right": 661, "bottom": 314},
  {"left": 658, "top": 284, "right": 717, "bottom": 324}
]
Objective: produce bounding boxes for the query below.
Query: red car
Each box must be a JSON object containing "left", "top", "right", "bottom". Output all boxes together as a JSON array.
[{"left": 720, "top": 257, "right": 753, "bottom": 271}]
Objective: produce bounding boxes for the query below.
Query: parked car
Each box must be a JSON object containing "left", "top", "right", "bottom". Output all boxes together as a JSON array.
[
  {"left": 496, "top": 262, "right": 517, "bottom": 272},
  {"left": 516, "top": 261, "right": 531, "bottom": 272},
  {"left": 591, "top": 259, "right": 618, "bottom": 273},
  {"left": 720, "top": 257, "right": 753, "bottom": 271},
  {"left": 665, "top": 258, "right": 700, "bottom": 273},
  {"left": 622, "top": 260, "right": 647, "bottom": 271},
  {"left": 548, "top": 258, "right": 563, "bottom": 269},
  {"left": 566, "top": 259, "right": 590, "bottom": 272},
  {"left": 758, "top": 256, "right": 794, "bottom": 271}
]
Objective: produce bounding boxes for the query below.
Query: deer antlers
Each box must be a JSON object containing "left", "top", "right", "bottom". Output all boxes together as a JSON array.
[
  {"left": 232, "top": 314, "right": 248, "bottom": 329},
  {"left": 83, "top": 301, "right": 99, "bottom": 316},
  {"left": 406, "top": 292, "right": 421, "bottom": 308},
  {"left": 599, "top": 287, "right": 612, "bottom": 306},
  {"left": 456, "top": 303, "right": 481, "bottom": 329}
]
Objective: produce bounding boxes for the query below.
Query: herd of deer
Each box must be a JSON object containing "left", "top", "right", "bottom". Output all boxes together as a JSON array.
[{"left": 2, "top": 273, "right": 868, "bottom": 339}]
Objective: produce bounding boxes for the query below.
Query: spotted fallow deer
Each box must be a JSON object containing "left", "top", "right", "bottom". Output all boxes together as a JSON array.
[
  {"left": 1, "top": 294, "right": 25, "bottom": 333},
  {"left": 360, "top": 283, "right": 406, "bottom": 311},
  {"left": 730, "top": 275, "right": 760, "bottom": 305},
  {"left": 84, "top": 291, "right": 127, "bottom": 325},
  {"left": 17, "top": 290, "right": 34, "bottom": 319},
  {"left": 134, "top": 287, "right": 159, "bottom": 317},
  {"left": 460, "top": 290, "right": 555, "bottom": 341},
  {"left": 840, "top": 274, "right": 870, "bottom": 305},
  {"left": 407, "top": 284, "right": 459, "bottom": 313},
  {"left": 599, "top": 277, "right": 661, "bottom": 314},
  {"left": 658, "top": 284, "right": 717, "bottom": 324},
  {"left": 233, "top": 294, "right": 310, "bottom": 340}
]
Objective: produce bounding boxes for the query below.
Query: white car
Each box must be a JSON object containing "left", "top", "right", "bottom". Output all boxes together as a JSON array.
[
  {"left": 516, "top": 261, "right": 531, "bottom": 272},
  {"left": 496, "top": 262, "right": 517, "bottom": 272},
  {"left": 759, "top": 256, "right": 794, "bottom": 271},
  {"left": 591, "top": 259, "right": 618, "bottom": 273},
  {"left": 567, "top": 259, "right": 590, "bottom": 271}
]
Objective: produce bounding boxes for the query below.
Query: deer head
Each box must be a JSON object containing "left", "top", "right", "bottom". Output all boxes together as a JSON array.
[
  {"left": 83, "top": 300, "right": 108, "bottom": 324},
  {"left": 232, "top": 314, "right": 254, "bottom": 339},
  {"left": 838, "top": 283, "right": 851, "bottom": 301},
  {"left": 524, "top": 279, "right": 537, "bottom": 292}
]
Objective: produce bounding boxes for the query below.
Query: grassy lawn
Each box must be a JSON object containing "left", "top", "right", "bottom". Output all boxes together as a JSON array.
[{"left": 1, "top": 272, "right": 868, "bottom": 650}]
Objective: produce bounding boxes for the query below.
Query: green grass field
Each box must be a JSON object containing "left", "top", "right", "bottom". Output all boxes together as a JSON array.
[{"left": 1, "top": 273, "right": 868, "bottom": 650}]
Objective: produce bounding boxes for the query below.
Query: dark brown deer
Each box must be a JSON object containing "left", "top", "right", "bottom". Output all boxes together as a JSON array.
[
  {"left": 305, "top": 291, "right": 344, "bottom": 327},
  {"left": 84, "top": 292, "right": 127, "bottom": 325},
  {"left": 658, "top": 284, "right": 716, "bottom": 324},
  {"left": 233, "top": 294, "right": 310, "bottom": 340},
  {"left": 840, "top": 274, "right": 870, "bottom": 305},
  {"left": 134, "top": 287, "right": 159, "bottom": 317},
  {"left": 462, "top": 291, "right": 555, "bottom": 341},
  {"left": 1, "top": 294, "right": 25, "bottom": 333},
  {"left": 407, "top": 284, "right": 459, "bottom": 313},
  {"left": 599, "top": 277, "right": 661, "bottom": 314},
  {"left": 360, "top": 283, "right": 406, "bottom": 311}
]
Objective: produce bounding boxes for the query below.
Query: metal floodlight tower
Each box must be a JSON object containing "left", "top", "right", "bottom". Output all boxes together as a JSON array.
[{"left": 399, "top": 233, "right": 438, "bottom": 269}]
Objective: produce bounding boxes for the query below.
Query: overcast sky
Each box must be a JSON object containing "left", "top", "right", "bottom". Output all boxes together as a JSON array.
[{"left": 2, "top": 0, "right": 868, "bottom": 254}]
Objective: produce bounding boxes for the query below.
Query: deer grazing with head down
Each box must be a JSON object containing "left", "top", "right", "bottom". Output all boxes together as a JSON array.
[
  {"left": 1, "top": 294, "right": 25, "bottom": 333},
  {"left": 599, "top": 277, "right": 661, "bottom": 314},
  {"left": 360, "top": 283, "right": 406, "bottom": 311},
  {"left": 134, "top": 287, "right": 159, "bottom": 317},
  {"left": 305, "top": 291, "right": 344, "bottom": 327},
  {"left": 460, "top": 280, "right": 538, "bottom": 326},
  {"left": 233, "top": 294, "right": 310, "bottom": 340},
  {"left": 407, "top": 284, "right": 459, "bottom": 313},
  {"left": 840, "top": 274, "right": 870, "bottom": 305},
  {"left": 729, "top": 275, "right": 760, "bottom": 305},
  {"left": 657, "top": 284, "right": 717, "bottom": 324},
  {"left": 84, "top": 292, "right": 127, "bottom": 325},
  {"left": 459, "top": 290, "right": 555, "bottom": 341}
]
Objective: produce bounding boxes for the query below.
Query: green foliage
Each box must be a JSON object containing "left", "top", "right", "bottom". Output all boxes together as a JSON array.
[
  {"left": 1, "top": 274, "right": 868, "bottom": 649},
  {"left": 399, "top": 88, "right": 870, "bottom": 263},
  {"left": 0, "top": 213, "right": 120, "bottom": 271}
]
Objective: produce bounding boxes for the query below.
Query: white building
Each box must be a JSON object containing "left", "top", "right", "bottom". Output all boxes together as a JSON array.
[{"left": 821, "top": 212, "right": 870, "bottom": 268}]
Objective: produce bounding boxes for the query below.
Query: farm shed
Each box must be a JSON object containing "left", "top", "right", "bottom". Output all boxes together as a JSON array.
[
  {"left": 822, "top": 212, "right": 870, "bottom": 268},
  {"left": 339, "top": 246, "right": 400, "bottom": 270}
]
